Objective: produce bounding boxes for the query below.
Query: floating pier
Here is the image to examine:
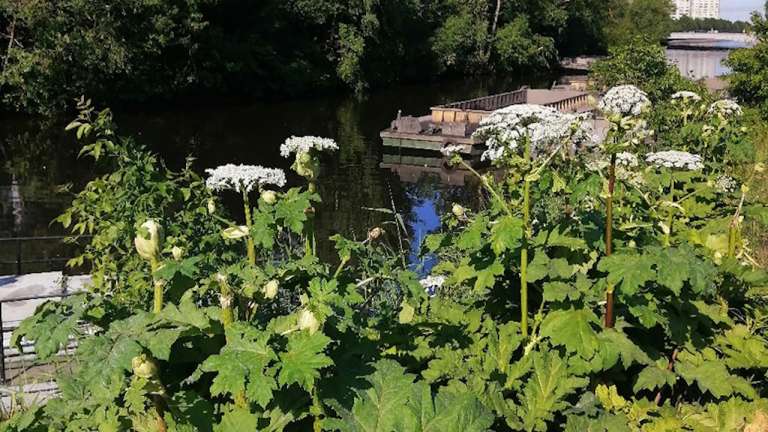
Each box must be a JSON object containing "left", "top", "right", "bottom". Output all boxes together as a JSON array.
[{"left": 380, "top": 87, "right": 591, "bottom": 156}]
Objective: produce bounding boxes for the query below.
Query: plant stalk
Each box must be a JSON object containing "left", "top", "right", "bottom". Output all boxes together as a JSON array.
[
  {"left": 664, "top": 175, "right": 675, "bottom": 247},
  {"left": 604, "top": 154, "right": 616, "bottom": 329},
  {"left": 242, "top": 190, "right": 256, "bottom": 266},
  {"left": 306, "top": 182, "right": 317, "bottom": 257},
  {"left": 520, "top": 139, "right": 532, "bottom": 337},
  {"left": 151, "top": 257, "right": 163, "bottom": 314}
]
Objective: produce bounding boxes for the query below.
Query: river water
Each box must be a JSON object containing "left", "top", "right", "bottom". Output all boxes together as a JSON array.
[{"left": 0, "top": 48, "right": 738, "bottom": 273}]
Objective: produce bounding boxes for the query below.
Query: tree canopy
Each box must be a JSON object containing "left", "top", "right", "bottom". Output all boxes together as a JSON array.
[{"left": 0, "top": 0, "right": 675, "bottom": 114}]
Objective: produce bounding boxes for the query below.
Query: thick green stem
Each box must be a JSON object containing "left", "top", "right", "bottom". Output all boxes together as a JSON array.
[
  {"left": 242, "top": 190, "right": 256, "bottom": 266},
  {"left": 151, "top": 257, "right": 163, "bottom": 314},
  {"left": 306, "top": 182, "right": 317, "bottom": 257},
  {"left": 312, "top": 386, "right": 325, "bottom": 432},
  {"left": 219, "top": 278, "right": 234, "bottom": 329},
  {"left": 604, "top": 154, "right": 616, "bottom": 328},
  {"left": 664, "top": 175, "right": 675, "bottom": 247},
  {"left": 520, "top": 140, "right": 532, "bottom": 338}
]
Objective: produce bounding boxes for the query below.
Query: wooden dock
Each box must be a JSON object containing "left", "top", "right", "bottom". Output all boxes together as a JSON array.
[{"left": 380, "top": 87, "right": 591, "bottom": 155}]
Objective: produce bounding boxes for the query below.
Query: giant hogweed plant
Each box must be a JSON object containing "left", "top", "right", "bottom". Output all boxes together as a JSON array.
[{"left": 5, "top": 92, "right": 768, "bottom": 432}]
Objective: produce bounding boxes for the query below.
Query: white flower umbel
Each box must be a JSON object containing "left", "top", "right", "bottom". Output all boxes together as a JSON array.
[
  {"left": 598, "top": 85, "right": 651, "bottom": 117},
  {"left": 646, "top": 151, "right": 704, "bottom": 171},
  {"left": 707, "top": 100, "right": 743, "bottom": 118},
  {"left": 671, "top": 91, "right": 702, "bottom": 102},
  {"left": 280, "top": 136, "right": 339, "bottom": 157},
  {"left": 473, "top": 104, "right": 592, "bottom": 162},
  {"left": 615, "top": 152, "right": 639, "bottom": 168},
  {"left": 440, "top": 144, "right": 464, "bottom": 157},
  {"left": 715, "top": 175, "right": 738, "bottom": 193},
  {"left": 419, "top": 275, "right": 446, "bottom": 297},
  {"left": 205, "top": 164, "right": 287, "bottom": 193}
]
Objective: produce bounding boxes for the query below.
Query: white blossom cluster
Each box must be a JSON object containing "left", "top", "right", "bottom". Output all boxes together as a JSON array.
[
  {"left": 473, "top": 104, "right": 593, "bottom": 162},
  {"left": 440, "top": 144, "right": 465, "bottom": 157},
  {"left": 715, "top": 175, "right": 738, "bottom": 193},
  {"left": 205, "top": 164, "right": 287, "bottom": 193},
  {"left": 419, "top": 275, "right": 445, "bottom": 297},
  {"left": 615, "top": 152, "right": 639, "bottom": 168},
  {"left": 280, "top": 136, "right": 339, "bottom": 157},
  {"left": 707, "top": 100, "right": 743, "bottom": 118},
  {"left": 598, "top": 85, "right": 651, "bottom": 116},
  {"left": 671, "top": 91, "right": 702, "bottom": 102},
  {"left": 645, "top": 151, "right": 704, "bottom": 171}
]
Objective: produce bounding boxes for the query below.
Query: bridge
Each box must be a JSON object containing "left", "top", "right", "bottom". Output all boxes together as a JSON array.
[{"left": 668, "top": 32, "right": 757, "bottom": 48}]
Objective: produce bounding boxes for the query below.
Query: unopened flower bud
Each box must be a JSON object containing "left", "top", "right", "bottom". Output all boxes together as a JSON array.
[
  {"left": 263, "top": 280, "right": 279, "bottom": 299},
  {"left": 261, "top": 190, "right": 278, "bottom": 204},
  {"left": 132, "top": 354, "right": 159, "bottom": 379},
  {"left": 207, "top": 199, "right": 216, "bottom": 215},
  {"left": 367, "top": 227, "right": 384, "bottom": 241},
  {"left": 298, "top": 308, "right": 320, "bottom": 334},
  {"left": 219, "top": 293, "right": 233, "bottom": 309},
  {"left": 222, "top": 225, "right": 249, "bottom": 239},
  {"left": 134, "top": 219, "right": 164, "bottom": 261},
  {"left": 171, "top": 246, "right": 184, "bottom": 261},
  {"left": 452, "top": 204, "right": 465, "bottom": 218}
]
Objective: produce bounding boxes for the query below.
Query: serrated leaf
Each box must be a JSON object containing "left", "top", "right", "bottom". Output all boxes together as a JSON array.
[
  {"left": 278, "top": 331, "right": 333, "bottom": 391},
  {"left": 540, "top": 308, "right": 600, "bottom": 359},
  {"left": 201, "top": 326, "right": 277, "bottom": 408},
  {"left": 633, "top": 360, "right": 676, "bottom": 393},
  {"left": 516, "top": 351, "right": 589, "bottom": 432},
  {"left": 490, "top": 216, "right": 523, "bottom": 255},
  {"left": 215, "top": 407, "right": 258, "bottom": 432},
  {"left": 674, "top": 349, "right": 755, "bottom": 398},
  {"left": 598, "top": 254, "right": 656, "bottom": 296},
  {"left": 325, "top": 359, "right": 414, "bottom": 432},
  {"left": 397, "top": 382, "right": 494, "bottom": 432}
]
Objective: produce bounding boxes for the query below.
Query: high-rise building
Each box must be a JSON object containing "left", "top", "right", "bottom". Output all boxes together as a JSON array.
[{"left": 672, "top": 0, "right": 720, "bottom": 19}]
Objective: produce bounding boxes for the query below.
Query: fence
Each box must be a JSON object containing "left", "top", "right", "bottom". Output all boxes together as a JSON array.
[
  {"left": 0, "top": 236, "right": 91, "bottom": 276},
  {"left": 0, "top": 291, "right": 78, "bottom": 384}
]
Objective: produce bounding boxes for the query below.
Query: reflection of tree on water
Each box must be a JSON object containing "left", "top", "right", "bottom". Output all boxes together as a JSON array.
[{"left": 314, "top": 98, "right": 410, "bottom": 261}]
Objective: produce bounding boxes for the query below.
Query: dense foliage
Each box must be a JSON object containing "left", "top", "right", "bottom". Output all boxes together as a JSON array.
[
  {"left": 726, "top": 4, "right": 768, "bottom": 117},
  {"left": 0, "top": 0, "right": 671, "bottom": 114},
  {"left": 670, "top": 16, "right": 751, "bottom": 33},
  {"left": 3, "top": 72, "right": 768, "bottom": 432},
  {"left": 590, "top": 37, "right": 703, "bottom": 103}
]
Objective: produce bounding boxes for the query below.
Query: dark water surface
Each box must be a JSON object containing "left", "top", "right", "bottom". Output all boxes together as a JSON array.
[{"left": 1, "top": 76, "right": 547, "bottom": 272}]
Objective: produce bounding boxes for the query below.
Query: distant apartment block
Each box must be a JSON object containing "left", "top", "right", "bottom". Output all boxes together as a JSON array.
[{"left": 672, "top": 0, "right": 720, "bottom": 19}]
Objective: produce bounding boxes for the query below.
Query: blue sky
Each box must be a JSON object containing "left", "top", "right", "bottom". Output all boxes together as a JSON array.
[{"left": 721, "top": 0, "right": 764, "bottom": 21}]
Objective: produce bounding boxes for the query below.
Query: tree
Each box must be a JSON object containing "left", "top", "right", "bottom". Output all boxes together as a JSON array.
[
  {"left": 725, "top": 3, "right": 768, "bottom": 115},
  {"left": 604, "top": 0, "right": 674, "bottom": 47},
  {"left": 590, "top": 37, "right": 700, "bottom": 102}
]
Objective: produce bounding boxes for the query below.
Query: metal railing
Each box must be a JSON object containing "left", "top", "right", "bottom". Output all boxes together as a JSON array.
[
  {"left": 0, "top": 291, "right": 77, "bottom": 383},
  {"left": 0, "top": 236, "right": 91, "bottom": 275}
]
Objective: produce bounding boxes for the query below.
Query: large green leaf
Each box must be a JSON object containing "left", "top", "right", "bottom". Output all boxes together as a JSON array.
[
  {"left": 674, "top": 349, "right": 756, "bottom": 399},
  {"left": 598, "top": 254, "right": 655, "bottom": 296},
  {"left": 396, "top": 382, "right": 494, "bottom": 432},
  {"left": 201, "top": 326, "right": 277, "bottom": 408},
  {"left": 515, "top": 350, "right": 589, "bottom": 432},
  {"left": 325, "top": 359, "right": 414, "bottom": 432},
  {"left": 277, "top": 331, "right": 333, "bottom": 391},
  {"left": 540, "top": 308, "right": 600, "bottom": 359}
]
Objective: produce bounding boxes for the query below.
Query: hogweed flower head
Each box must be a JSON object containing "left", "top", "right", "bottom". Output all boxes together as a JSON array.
[
  {"left": 260, "top": 190, "right": 278, "bottom": 204},
  {"left": 206, "top": 164, "right": 286, "bottom": 193},
  {"left": 419, "top": 275, "right": 446, "bottom": 297},
  {"left": 671, "top": 91, "right": 702, "bottom": 103},
  {"left": 646, "top": 150, "right": 704, "bottom": 171},
  {"left": 263, "top": 280, "right": 279, "bottom": 299},
  {"left": 707, "top": 100, "right": 742, "bottom": 119},
  {"left": 598, "top": 85, "right": 651, "bottom": 117},
  {"left": 298, "top": 308, "right": 320, "bottom": 334},
  {"left": 714, "top": 175, "right": 738, "bottom": 193},
  {"left": 615, "top": 152, "right": 639, "bottom": 168},
  {"left": 280, "top": 136, "right": 339, "bottom": 157},
  {"left": 473, "top": 104, "right": 593, "bottom": 162},
  {"left": 440, "top": 144, "right": 464, "bottom": 157}
]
